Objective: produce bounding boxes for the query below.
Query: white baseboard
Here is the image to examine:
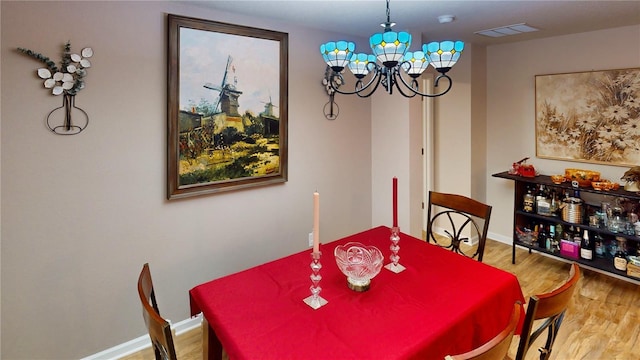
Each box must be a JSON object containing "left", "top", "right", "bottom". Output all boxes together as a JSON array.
[
  {"left": 81, "top": 313, "right": 202, "bottom": 360},
  {"left": 487, "top": 231, "right": 512, "bottom": 245},
  {"left": 432, "top": 226, "right": 482, "bottom": 246}
]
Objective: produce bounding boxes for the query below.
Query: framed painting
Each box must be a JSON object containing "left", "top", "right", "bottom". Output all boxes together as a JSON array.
[
  {"left": 167, "top": 14, "right": 288, "bottom": 199},
  {"left": 535, "top": 68, "right": 640, "bottom": 167}
]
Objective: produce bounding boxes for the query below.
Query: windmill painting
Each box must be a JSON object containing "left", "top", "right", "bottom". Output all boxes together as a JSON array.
[{"left": 167, "top": 15, "right": 288, "bottom": 199}]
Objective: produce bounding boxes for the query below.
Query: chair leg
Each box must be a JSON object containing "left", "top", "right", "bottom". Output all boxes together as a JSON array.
[
  {"left": 538, "top": 314, "right": 563, "bottom": 360},
  {"left": 538, "top": 348, "right": 550, "bottom": 360}
]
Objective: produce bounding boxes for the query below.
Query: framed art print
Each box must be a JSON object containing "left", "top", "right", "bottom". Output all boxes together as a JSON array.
[
  {"left": 167, "top": 14, "right": 288, "bottom": 199},
  {"left": 535, "top": 68, "right": 640, "bottom": 167}
]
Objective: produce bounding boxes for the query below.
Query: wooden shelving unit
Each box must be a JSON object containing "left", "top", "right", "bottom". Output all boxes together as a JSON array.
[{"left": 493, "top": 171, "right": 640, "bottom": 284}]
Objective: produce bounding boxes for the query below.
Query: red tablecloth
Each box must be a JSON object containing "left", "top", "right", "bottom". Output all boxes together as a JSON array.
[{"left": 190, "top": 226, "right": 524, "bottom": 360}]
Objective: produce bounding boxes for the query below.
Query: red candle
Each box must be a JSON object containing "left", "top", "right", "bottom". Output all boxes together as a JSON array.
[
  {"left": 393, "top": 177, "right": 398, "bottom": 227},
  {"left": 313, "top": 192, "right": 320, "bottom": 253}
]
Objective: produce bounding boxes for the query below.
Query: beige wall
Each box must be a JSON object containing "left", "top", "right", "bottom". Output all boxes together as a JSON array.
[
  {"left": 369, "top": 82, "right": 425, "bottom": 238},
  {"left": 369, "top": 38, "right": 475, "bottom": 237},
  {"left": 0, "top": 1, "right": 3, "bottom": 357},
  {"left": 0, "top": 1, "right": 372, "bottom": 358},
  {"left": 434, "top": 44, "right": 474, "bottom": 196},
  {"left": 408, "top": 91, "right": 423, "bottom": 236},
  {"left": 486, "top": 25, "right": 640, "bottom": 243},
  {"left": 470, "top": 44, "right": 488, "bottom": 203},
  {"left": 371, "top": 91, "right": 411, "bottom": 231},
  {"left": 2, "top": 0, "right": 639, "bottom": 358}
]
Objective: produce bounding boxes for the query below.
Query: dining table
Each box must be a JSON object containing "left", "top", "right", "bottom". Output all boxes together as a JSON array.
[{"left": 189, "top": 226, "right": 525, "bottom": 360}]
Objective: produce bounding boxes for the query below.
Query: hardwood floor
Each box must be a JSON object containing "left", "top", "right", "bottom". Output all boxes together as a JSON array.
[
  {"left": 120, "top": 326, "right": 202, "bottom": 360},
  {"left": 122, "top": 239, "right": 640, "bottom": 360},
  {"left": 485, "top": 241, "right": 640, "bottom": 360}
]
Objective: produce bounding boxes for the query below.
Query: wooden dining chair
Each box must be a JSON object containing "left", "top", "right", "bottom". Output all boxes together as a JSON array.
[
  {"left": 138, "top": 263, "right": 178, "bottom": 360},
  {"left": 426, "top": 191, "right": 493, "bottom": 261},
  {"left": 445, "top": 302, "right": 522, "bottom": 360},
  {"left": 515, "top": 262, "right": 580, "bottom": 360}
]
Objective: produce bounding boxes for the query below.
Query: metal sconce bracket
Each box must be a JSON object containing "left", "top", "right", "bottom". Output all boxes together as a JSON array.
[{"left": 322, "top": 66, "right": 340, "bottom": 120}]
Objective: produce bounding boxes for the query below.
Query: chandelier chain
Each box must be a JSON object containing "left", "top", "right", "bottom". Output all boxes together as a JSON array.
[{"left": 386, "top": 0, "right": 391, "bottom": 24}]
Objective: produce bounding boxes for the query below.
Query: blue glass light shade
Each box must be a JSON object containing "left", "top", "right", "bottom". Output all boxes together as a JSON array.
[
  {"left": 320, "top": 41, "right": 356, "bottom": 70},
  {"left": 401, "top": 51, "right": 429, "bottom": 76},
  {"left": 423, "top": 41, "right": 464, "bottom": 71},
  {"left": 369, "top": 31, "right": 411, "bottom": 65},
  {"left": 347, "top": 53, "right": 377, "bottom": 77}
]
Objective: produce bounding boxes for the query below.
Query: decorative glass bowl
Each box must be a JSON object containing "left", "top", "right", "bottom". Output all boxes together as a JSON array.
[
  {"left": 564, "top": 168, "right": 600, "bottom": 187},
  {"left": 334, "top": 242, "right": 384, "bottom": 292},
  {"left": 591, "top": 180, "right": 620, "bottom": 191}
]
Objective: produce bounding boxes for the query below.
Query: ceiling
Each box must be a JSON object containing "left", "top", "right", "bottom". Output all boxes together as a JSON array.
[{"left": 185, "top": 0, "right": 640, "bottom": 46}]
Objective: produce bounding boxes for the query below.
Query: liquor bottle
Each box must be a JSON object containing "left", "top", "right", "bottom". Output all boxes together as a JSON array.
[
  {"left": 550, "top": 190, "right": 558, "bottom": 216},
  {"left": 536, "top": 186, "right": 551, "bottom": 216},
  {"left": 573, "top": 227, "right": 582, "bottom": 244},
  {"left": 594, "top": 234, "right": 605, "bottom": 258},
  {"left": 538, "top": 223, "right": 547, "bottom": 248},
  {"left": 547, "top": 225, "right": 555, "bottom": 251},
  {"left": 614, "top": 237, "right": 628, "bottom": 271},
  {"left": 607, "top": 238, "right": 618, "bottom": 259},
  {"left": 566, "top": 225, "right": 575, "bottom": 241},
  {"left": 580, "top": 229, "right": 593, "bottom": 260},
  {"left": 573, "top": 187, "right": 581, "bottom": 199},
  {"left": 523, "top": 186, "right": 535, "bottom": 213},
  {"left": 555, "top": 223, "right": 564, "bottom": 242}
]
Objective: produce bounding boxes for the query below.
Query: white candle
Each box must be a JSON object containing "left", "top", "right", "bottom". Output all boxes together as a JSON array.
[{"left": 313, "top": 192, "right": 320, "bottom": 253}]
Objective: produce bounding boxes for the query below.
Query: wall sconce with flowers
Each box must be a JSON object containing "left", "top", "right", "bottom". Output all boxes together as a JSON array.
[
  {"left": 322, "top": 66, "right": 340, "bottom": 120},
  {"left": 17, "top": 42, "right": 93, "bottom": 135}
]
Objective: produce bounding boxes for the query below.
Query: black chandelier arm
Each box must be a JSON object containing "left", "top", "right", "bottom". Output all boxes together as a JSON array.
[
  {"left": 395, "top": 68, "right": 454, "bottom": 98},
  {"left": 328, "top": 66, "right": 384, "bottom": 97},
  {"left": 355, "top": 67, "right": 385, "bottom": 98},
  {"left": 392, "top": 70, "right": 420, "bottom": 98}
]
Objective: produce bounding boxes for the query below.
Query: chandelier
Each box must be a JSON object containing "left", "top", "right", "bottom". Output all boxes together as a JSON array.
[{"left": 320, "top": 0, "right": 464, "bottom": 98}]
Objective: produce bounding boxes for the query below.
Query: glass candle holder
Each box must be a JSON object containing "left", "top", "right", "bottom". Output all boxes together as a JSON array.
[
  {"left": 384, "top": 226, "right": 406, "bottom": 273},
  {"left": 303, "top": 251, "right": 328, "bottom": 309}
]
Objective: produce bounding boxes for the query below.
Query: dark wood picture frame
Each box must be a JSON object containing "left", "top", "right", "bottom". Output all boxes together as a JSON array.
[{"left": 167, "top": 14, "right": 288, "bottom": 199}]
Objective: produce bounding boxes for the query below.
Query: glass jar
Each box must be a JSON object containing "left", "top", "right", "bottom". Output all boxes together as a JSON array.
[
  {"left": 608, "top": 207, "right": 624, "bottom": 233},
  {"left": 601, "top": 202, "right": 612, "bottom": 227}
]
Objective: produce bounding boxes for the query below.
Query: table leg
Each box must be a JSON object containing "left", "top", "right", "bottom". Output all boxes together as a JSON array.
[{"left": 202, "top": 318, "right": 224, "bottom": 360}]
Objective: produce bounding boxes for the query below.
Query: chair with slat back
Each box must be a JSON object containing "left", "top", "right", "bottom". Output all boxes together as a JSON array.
[
  {"left": 445, "top": 302, "right": 522, "bottom": 360},
  {"left": 426, "top": 191, "right": 493, "bottom": 261},
  {"left": 515, "top": 262, "right": 580, "bottom": 360},
  {"left": 138, "top": 263, "right": 178, "bottom": 360}
]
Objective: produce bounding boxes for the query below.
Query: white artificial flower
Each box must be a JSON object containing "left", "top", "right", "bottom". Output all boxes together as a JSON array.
[
  {"left": 20, "top": 43, "right": 92, "bottom": 96},
  {"left": 42, "top": 71, "right": 76, "bottom": 95},
  {"left": 52, "top": 86, "right": 64, "bottom": 95},
  {"left": 71, "top": 47, "right": 93, "bottom": 68},
  {"left": 37, "top": 68, "right": 51, "bottom": 79}
]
